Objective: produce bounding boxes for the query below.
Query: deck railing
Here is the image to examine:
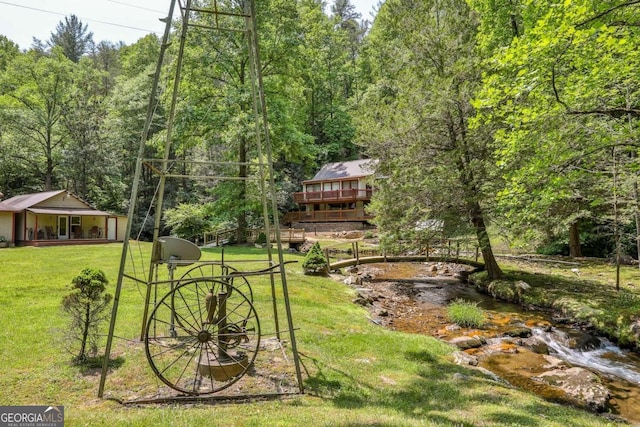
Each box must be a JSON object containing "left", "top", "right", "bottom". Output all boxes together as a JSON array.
[
  {"left": 203, "top": 228, "right": 306, "bottom": 246},
  {"left": 282, "top": 209, "right": 374, "bottom": 224},
  {"left": 293, "top": 188, "right": 373, "bottom": 204}
]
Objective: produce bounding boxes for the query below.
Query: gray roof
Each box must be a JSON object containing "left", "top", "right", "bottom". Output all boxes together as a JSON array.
[
  {"left": 307, "top": 159, "right": 378, "bottom": 182},
  {"left": 1, "top": 190, "right": 67, "bottom": 211}
]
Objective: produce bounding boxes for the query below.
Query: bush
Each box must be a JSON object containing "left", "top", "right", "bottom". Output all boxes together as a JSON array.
[
  {"left": 302, "top": 242, "right": 328, "bottom": 275},
  {"left": 447, "top": 299, "right": 485, "bottom": 328},
  {"left": 62, "top": 268, "right": 112, "bottom": 363},
  {"left": 163, "top": 203, "right": 211, "bottom": 242},
  {"left": 256, "top": 232, "right": 267, "bottom": 245}
]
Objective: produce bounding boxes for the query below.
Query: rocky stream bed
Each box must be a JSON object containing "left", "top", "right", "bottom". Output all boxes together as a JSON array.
[{"left": 336, "top": 262, "right": 640, "bottom": 425}]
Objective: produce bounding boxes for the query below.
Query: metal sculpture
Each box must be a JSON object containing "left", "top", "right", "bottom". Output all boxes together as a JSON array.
[
  {"left": 145, "top": 277, "right": 260, "bottom": 394},
  {"left": 98, "top": 0, "right": 303, "bottom": 402}
]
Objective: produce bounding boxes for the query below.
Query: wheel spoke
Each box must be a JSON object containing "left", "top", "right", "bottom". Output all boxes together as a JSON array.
[{"left": 145, "top": 278, "right": 261, "bottom": 395}]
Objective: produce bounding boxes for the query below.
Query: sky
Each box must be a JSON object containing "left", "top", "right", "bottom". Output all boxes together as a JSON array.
[{"left": 0, "top": 0, "right": 380, "bottom": 50}]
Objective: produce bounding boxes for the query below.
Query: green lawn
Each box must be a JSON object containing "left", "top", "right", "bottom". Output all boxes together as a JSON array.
[{"left": 0, "top": 243, "right": 624, "bottom": 426}]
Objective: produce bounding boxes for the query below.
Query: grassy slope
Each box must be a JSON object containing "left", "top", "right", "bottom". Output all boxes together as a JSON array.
[{"left": 0, "top": 244, "right": 623, "bottom": 426}]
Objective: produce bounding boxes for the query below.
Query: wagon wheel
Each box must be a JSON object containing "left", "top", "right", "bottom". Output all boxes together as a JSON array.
[
  {"left": 145, "top": 279, "right": 260, "bottom": 395},
  {"left": 178, "top": 263, "right": 253, "bottom": 302},
  {"left": 171, "top": 265, "right": 253, "bottom": 332}
]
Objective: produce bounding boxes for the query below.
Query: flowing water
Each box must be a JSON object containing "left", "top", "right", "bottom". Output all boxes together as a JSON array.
[{"left": 359, "top": 262, "right": 640, "bottom": 424}]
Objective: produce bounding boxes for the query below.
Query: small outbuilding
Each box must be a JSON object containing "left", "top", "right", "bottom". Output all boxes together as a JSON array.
[{"left": 0, "top": 190, "right": 127, "bottom": 247}]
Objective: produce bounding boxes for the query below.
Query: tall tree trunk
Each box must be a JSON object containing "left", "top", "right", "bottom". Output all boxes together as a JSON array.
[
  {"left": 568, "top": 221, "right": 582, "bottom": 257},
  {"left": 80, "top": 302, "right": 91, "bottom": 360},
  {"left": 469, "top": 200, "right": 503, "bottom": 279},
  {"left": 634, "top": 178, "right": 640, "bottom": 269}
]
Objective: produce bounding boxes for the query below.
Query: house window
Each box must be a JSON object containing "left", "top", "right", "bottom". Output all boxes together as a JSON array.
[
  {"left": 323, "top": 182, "right": 340, "bottom": 191},
  {"left": 342, "top": 180, "right": 357, "bottom": 189},
  {"left": 71, "top": 216, "right": 81, "bottom": 226}
]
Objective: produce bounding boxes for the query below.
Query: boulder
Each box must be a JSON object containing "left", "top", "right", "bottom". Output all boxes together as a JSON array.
[
  {"left": 533, "top": 367, "right": 610, "bottom": 412},
  {"left": 478, "top": 279, "right": 531, "bottom": 303},
  {"left": 343, "top": 275, "right": 363, "bottom": 286},
  {"left": 452, "top": 351, "right": 479, "bottom": 366},
  {"left": 503, "top": 326, "right": 532, "bottom": 338},
  {"left": 448, "top": 336, "right": 483, "bottom": 350},
  {"left": 521, "top": 336, "right": 550, "bottom": 355}
]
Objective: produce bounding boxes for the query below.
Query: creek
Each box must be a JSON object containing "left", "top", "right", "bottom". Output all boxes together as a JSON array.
[{"left": 348, "top": 262, "right": 640, "bottom": 425}]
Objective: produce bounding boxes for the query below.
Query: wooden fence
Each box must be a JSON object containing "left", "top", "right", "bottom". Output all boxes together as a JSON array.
[{"left": 203, "top": 228, "right": 306, "bottom": 246}]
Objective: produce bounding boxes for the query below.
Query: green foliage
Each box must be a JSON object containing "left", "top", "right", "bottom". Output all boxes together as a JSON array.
[
  {"left": 0, "top": 49, "right": 75, "bottom": 192},
  {"left": 302, "top": 241, "right": 328, "bottom": 274},
  {"left": 163, "top": 203, "right": 211, "bottom": 242},
  {"left": 447, "top": 299, "right": 485, "bottom": 328},
  {"left": 471, "top": 0, "right": 640, "bottom": 256},
  {"left": 256, "top": 232, "right": 267, "bottom": 245},
  {"left": 355, "top": 0, "right": 504, "bottom": 278},
  {"left": 61, "top": 267, "right": 112, "bottom": 362}
]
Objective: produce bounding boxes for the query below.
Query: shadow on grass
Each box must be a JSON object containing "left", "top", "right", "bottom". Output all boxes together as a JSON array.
[
  {"left": 301, "top": 347, "right": 603, "bottom": 427},
  {"left": 74, "top": 354, "right": 125, "bottom": 376}
]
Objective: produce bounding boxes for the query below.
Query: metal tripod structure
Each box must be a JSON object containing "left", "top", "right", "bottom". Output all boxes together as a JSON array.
[{"left": 98, "top": 0, "right": 304, "bottom": 400}]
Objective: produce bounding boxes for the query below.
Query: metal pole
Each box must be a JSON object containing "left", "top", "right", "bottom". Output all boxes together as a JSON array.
[
  {"left": 246, "top": 0, "right": 304, "bottom": 392},
  {"left": 244, "top": 2, "right": 281, "bottom": 340},
  {"left": 98, "top": 0, "right": 178, "bottom": 398}
]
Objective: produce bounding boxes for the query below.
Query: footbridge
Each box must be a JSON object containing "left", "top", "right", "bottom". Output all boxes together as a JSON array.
[
  {"left": 329, "top": 254, "right": 485, "bottom": 271},
  {"left": 325, "top": 240, "right": 485, "bottom": 271}
]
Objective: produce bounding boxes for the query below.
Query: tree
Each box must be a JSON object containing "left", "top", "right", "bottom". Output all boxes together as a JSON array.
[
  {"left": 471, "top": 0, "right": 640, "bottom": 258},
  {"left": 102, "top": 35, "right": 165, "bottom": 220},
  {"left": 168, "top": 0, "right": 315, "bottom": 241},
  {"left": 0, "top": 35, "right": 20, "bottom": 71},
  {"left": 356, "top": 0, "right": 504, "bottom": 278},
  {"left": 297, "top": 0, "right": 364, "bottom": 164},
  {"left": 0, "top": 49, "right": 74, "bottom": 191},
  {"left": 302, "top": 241, "right": 328, "bottom": 275},
  {"left": 164, "top": 203, "right": 212, "bottom": 242},
  {"left": 62, "top": 268, "right": 112, "bottom": 363},
  {"left": 48, "top": 14, "right": 94, "bottom": 63},
  {"left": 61, "top": 59, "right": 115, "bottom": 205}
]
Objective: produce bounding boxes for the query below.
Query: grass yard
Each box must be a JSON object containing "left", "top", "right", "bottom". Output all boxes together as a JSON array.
[{"left": 0, "top": 243, "right": 625, "bottom": 426}]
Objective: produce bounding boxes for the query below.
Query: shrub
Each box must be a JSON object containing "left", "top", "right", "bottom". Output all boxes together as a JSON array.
[
  {"left": 256, "top": 232, "right": 267, "bottom": 245},
  {"left": 62, "top": 268, "right": 112, "bottom": 363},
  {"left": 302, "top": 242, "right": 328, "bottom": 275},
  {"left": 163, "top": 203, "right": 211, "bottom": 242},
  {"left": 447, "top": 299, "right": 485, "bottom": 328}
]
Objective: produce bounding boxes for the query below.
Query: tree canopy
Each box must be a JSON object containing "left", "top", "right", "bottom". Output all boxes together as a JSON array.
[{"left": 1, "top": 0, "right": 639, "bottom": 268}]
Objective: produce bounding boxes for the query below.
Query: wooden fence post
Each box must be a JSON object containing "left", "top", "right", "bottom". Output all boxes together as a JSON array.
[
  {"left": 355, "top": 241, "right": 359, "bottom": 265},
  {"left": 324, "top": 248, "right": 331, "bottom": 270}
]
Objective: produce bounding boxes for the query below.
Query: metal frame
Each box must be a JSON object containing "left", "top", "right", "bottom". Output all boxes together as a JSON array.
[{"left": 98, "top": 0, "right": 304, "bottom": 400}]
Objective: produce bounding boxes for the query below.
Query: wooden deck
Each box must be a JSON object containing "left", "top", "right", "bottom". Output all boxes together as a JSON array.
[
  {"left": 282, "top": 210, "right": 373, "bottom": 224},
  {"left": 18, "top": 238, "right": 111, "bottom": 247}
]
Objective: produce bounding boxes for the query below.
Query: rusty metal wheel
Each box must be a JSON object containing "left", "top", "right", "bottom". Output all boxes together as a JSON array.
[
  {"left": 145, "top": 279, "right": 260, "bottom": 395},
  {"left": 178, "top": 263, "right": 253, "bottom": 301}
]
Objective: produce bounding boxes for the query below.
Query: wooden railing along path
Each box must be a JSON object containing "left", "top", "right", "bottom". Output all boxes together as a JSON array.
[
  {"left": 326, "top": 240, "right": 485, "bottom": 271},
  {"left": 203, "top": 228, "right": 306, "bottom": 247}
]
